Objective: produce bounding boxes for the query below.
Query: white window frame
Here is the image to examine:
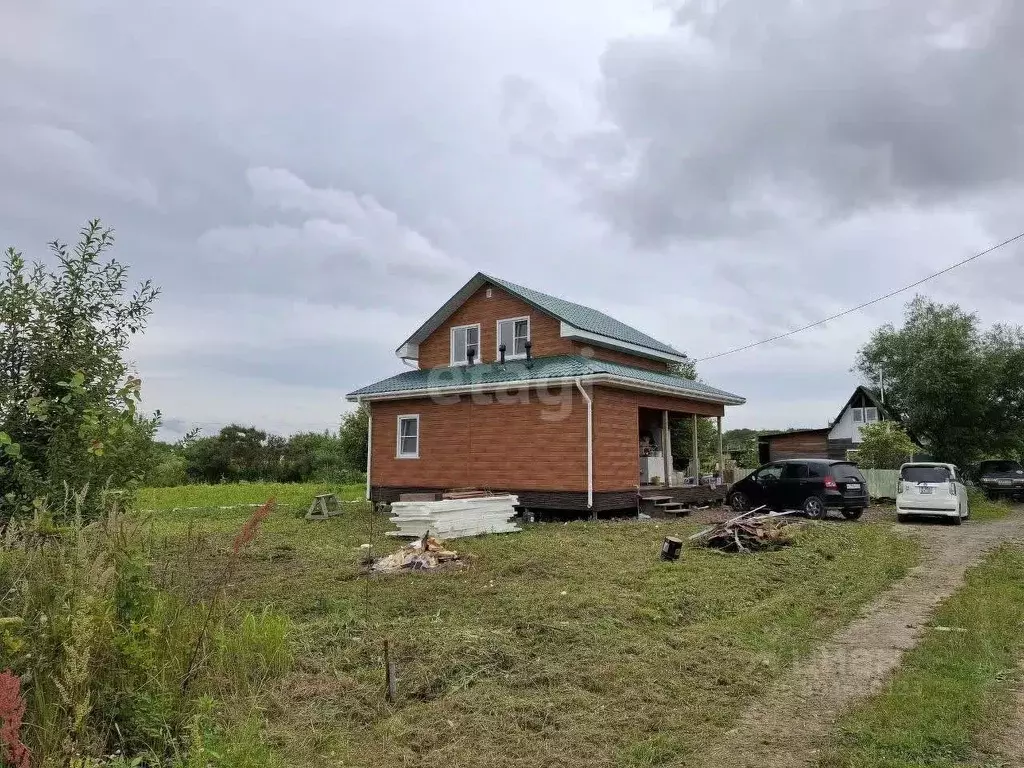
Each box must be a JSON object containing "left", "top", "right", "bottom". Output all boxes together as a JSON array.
[
  {"left": 863, "top": 407, "right": 879, "bottom": 423},
  {"left": 496, "top": 316, "right": 531, "bottom": 360},
  {"left": 449, "top": 323, "right": 481, "bottom": 366},
  {"left": 396, "top": 414, "right": 420, "bottom": 459},
  {"left": 852, "top": 407, "right": 864, "bottom": 423}
]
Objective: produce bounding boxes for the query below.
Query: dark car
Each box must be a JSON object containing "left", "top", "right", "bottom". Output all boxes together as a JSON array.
[
  {"left": 972, "top": 459, "right": 1024, "bottom": 500},
  {"left": 727, "top": 458, "right": 869, "bottom": 520}
]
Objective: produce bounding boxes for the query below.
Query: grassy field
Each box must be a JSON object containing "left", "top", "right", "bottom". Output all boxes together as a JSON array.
[
  {"left": 143, "top": 486, "right": 920, "bottom": 768},
  {"left": 139, "top": 481, "right": 365, "bottom": 510},
  {"left": 819, "top": 545, "right": 1024, "bottom": 768}
]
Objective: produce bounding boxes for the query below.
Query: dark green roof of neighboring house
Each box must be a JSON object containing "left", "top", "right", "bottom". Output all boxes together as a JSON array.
[
  {"left": 398, "top": 272, "right": 683, "bottom": 359},
  {"left": 347, "top": 354, "right": 744, "bottom": 404}
]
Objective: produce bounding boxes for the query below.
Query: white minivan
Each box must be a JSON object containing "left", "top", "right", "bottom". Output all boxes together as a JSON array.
[{"left": 896, "top": 462, "right": 970, "bottom": 524}]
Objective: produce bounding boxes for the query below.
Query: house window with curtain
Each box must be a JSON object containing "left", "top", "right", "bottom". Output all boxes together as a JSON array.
[
  {"left": 450, "top": 324, "right": 480, "bottom": 365},
  {"left": 497, "top": 317, "right": 530, "bottom": 358},
  {"left": 396, "top": 415, "right": 419, "bottom": 458}
]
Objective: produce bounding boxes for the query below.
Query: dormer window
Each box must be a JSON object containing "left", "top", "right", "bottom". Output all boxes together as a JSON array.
[
  {"left": 450, "top": 324, "right": 480, "bottom": 366},
  {"left": 497, "top": 317, "right": 530, "bottom": 359}
]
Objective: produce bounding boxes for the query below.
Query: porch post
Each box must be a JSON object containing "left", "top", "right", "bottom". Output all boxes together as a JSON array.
[
  {"left": 662, "top": 410, "right": 671, "bottom": 485},
  {"left": 692, "top": 413, "right": 699, "bottom": 479},
  {"left": 717, "top": 415, "right": 724, "bottom": 482}
]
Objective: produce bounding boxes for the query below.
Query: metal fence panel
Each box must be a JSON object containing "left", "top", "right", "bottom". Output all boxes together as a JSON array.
[{"left": 730, "top": 467, "right": 900, "bottom": 499}]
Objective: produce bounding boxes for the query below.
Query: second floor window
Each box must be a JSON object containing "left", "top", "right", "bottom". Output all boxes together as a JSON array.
[
  {"left": 852, "top": 407, "right": 879, "bottom": 424},
  {"left": 450, "top": 323, "right": 480, "bottom": 365},
  {"left": 497, "top": 317, "right": 530, "bottom": 358}
]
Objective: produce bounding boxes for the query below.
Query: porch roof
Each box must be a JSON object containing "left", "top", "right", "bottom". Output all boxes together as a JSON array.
[{"left": 347, "top": 354, "right": 745, "bottom": 405}]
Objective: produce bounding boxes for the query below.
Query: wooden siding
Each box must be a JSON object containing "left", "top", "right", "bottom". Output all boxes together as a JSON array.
[
  {"left": 417, "top": 284, "right": 571, "bottom": 369},
  {"left": 766, "top": 430, "right": 829, "bottom": 461},
  {"left": 571, "top": 343, "right": 670, "bottom": 372}
]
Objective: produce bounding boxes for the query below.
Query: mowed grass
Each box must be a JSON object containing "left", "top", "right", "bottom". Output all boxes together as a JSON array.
[
  {"left": 145, "top": 491, "right": 919, "bottom": 768},
  {"left": 819, "top": 545, "right": 1024, "bottom": 768}
]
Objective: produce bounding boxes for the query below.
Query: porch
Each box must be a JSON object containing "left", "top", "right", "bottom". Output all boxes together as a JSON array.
[
  {"left": 635, "top": 405, "right": 729, "bottom": 515},
  {"left": 637, "top": 406, "right": 725, "bottom": 486}
]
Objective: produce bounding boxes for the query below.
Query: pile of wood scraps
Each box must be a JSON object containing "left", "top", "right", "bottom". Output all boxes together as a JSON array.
[
  {"left": 688, "top": 506, "right": 801, "bottom": 553},
  {"left": 369, "top": 535, "right": 464, "bottom": 574}
]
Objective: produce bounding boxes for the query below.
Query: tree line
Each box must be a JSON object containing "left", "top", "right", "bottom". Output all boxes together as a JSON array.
[{"left": 147, "top": 410, "right": 369, "bottom": 486}]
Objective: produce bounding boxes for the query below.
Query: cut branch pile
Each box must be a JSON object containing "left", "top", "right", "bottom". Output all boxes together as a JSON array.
[
  {"left": 688, "top": 507, "right": 801, "bottom": 553},
  {"left": 369, "top": 535, "right": 464, "bottom": 574}
]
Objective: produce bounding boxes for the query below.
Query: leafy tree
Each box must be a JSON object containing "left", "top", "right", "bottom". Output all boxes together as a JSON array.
[
  {"left": 856, "top": 421, "right": 917, "bottom": 469},
  {"left": 857, "top": 296, "right": 1024, "bottom": 466},
  {"left": 338, "top": 404, "right": 369, "bottom": 473},
  {"left": 182, "top": 425, "right": 276, "bottom": 483},
  {"left": 668, "top": 358, "right": 698, "bottom": 380},
  {"left": 671, "top": 416, "right": 719, "bottom": 474},
  {"left": 144, "top": 441, "right": 189, "bottom": 487},
  {"left": 0, "top": 221, "right": 160, "bottom": 517},
  {"left": 176, "top": 421, "right": 367, "bottom": 485}
]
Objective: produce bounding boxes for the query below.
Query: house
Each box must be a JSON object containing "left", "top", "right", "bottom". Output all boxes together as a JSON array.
[
  {"left": 757, "top": 385, "right": 907, "bottom": 464},
  {"left": 346, "top": 273, "right": 745, "bottom": 513}
]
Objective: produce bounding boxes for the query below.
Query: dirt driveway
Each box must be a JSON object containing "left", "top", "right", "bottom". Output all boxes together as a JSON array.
[{"left": 685, "top": 508, "right": 1024, "bottom": 768}]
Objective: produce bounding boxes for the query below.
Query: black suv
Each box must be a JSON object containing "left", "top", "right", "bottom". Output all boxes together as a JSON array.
[
  {"left": 727, "top": 459, "right": 869, "bottom": 519},
  {"left": 972, "top": 459, "right": 1024, "bottom": 500}
]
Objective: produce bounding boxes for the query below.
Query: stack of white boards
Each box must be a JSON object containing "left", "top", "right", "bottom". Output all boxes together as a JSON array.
[{"left": 387, "top": 495, "right": 521, "bottom": 539}]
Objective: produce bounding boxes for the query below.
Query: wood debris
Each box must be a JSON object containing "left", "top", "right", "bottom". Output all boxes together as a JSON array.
[
  {"left": 689, "top": 507, "right": 801, "bottom": 553},
  {"left": 369, "top": 535, "right": 464, "bottom": 574}
]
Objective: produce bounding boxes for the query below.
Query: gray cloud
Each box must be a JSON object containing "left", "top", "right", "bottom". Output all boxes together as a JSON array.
[
  {"left": 538, "top": 1, "right": 1024, "bottom": 243},
  {"left": 3, "top": 0, "right": 1023, "bottom": 437}
]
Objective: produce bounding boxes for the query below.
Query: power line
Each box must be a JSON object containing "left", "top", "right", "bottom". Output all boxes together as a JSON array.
[{"left": 695, "top": 229, "right": 1024, "bottom": 363}]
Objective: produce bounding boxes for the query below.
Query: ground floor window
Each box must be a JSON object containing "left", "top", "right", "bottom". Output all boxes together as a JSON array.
[{"left": 397, "top": 414, "right": 419, "bottom": 458}]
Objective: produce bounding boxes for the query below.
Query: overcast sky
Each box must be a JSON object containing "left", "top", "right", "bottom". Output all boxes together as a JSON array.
[{"left": 3, "top": 1, "right": 1023, "bottom": 438}]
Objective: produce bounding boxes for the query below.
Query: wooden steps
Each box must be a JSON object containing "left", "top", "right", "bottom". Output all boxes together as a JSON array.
[{"left": 639, "top": 495, "right": 690, "bottom": 517}]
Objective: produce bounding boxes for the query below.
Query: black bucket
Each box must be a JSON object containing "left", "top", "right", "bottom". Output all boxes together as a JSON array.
[{"left": 661, "top": 536, "right": 683, "bottom": 561}]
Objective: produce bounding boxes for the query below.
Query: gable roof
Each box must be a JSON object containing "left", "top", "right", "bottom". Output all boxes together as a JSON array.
[
  {"left": 830, "top": 385, "right": 900, "bottom": 428},
  {"left": 396, "top": 272, "right": 685, "bottom": 362},
  {"left": 346, "top": 354, "right": 745, "bottom": 405},
  {"left": 757, "top": 387, "right": 904, "bottom": 441}
]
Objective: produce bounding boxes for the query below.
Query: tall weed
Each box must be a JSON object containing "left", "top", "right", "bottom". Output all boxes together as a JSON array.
[{"left": 0, "top": 493, "right": 290, "bottom": 766}]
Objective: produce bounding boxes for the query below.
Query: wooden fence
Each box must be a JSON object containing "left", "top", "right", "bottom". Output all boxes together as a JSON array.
[{"left": 730, "top": 467, "right": 900, "bottom": 499}]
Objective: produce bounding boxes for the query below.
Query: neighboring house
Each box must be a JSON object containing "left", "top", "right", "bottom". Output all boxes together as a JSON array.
[
  {"left": 757, "top": 385, "right": 910, "bottom": 464},
  {"left": 347, "top": 273, "right": 745, "bottom": 512}
]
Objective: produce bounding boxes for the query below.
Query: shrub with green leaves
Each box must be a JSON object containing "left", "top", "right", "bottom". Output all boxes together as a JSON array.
[
  {"left": 856, "top": 421, "right": 917, "bottom": 469},
  {"left": 1, "top": 221, "right": 161, "bottom": 519}
]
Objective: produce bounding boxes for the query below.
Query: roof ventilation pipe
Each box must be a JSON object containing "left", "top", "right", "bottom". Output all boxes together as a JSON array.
[
  {"left": 467, "top": 347, "right": 476, "bottom": 366},
  {"left": 499, "top": 343, "right": 506, "bottom": 364}
]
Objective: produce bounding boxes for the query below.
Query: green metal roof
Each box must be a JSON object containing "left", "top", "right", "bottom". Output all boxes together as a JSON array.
[
  {"left": 482, "top": 275, "right": 681, "bottom": 356},
  {"left": 398, "top": 272, "right": 684, "bottom": 359},
  {"left": 347, "top": 354, "right": 744, "bottom": 404}
]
